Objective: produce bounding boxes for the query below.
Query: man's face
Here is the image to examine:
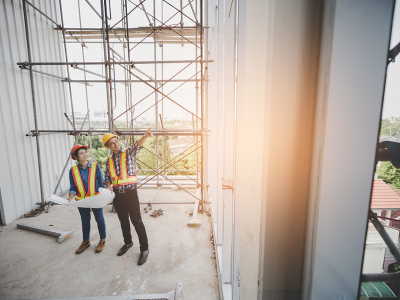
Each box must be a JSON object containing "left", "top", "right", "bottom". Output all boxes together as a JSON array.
[{"left": 107, "top": 137, "right": 120, "bottom": 153}]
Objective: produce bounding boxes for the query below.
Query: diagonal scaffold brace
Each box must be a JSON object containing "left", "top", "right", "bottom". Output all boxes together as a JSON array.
[
  {"left": 43, "top": 111, "right": 90, "bottom": 213},
  {"left": 369, "top": 209, "right": 400, "bottom": 264}
]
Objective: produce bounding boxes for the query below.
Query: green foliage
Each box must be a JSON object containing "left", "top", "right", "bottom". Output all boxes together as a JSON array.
[
  {"left": 75, "top": 134, "right": 199, "bottom": 176},
  {"left": 80, "top": 135, "right": 103, "bottom": 150},
  {"left": 92, "top": 148, "right": 110, "bottom": 171},
  {"left": 378, "top": 118, "right": 400, "bottom": 191},
  {"left": 77, "top": 135, "right": 110, "bottom": 171},
  {"left": 135, "top": 136, "right": 200, "bottom": 176},
  {"left": 380, "top": 117, "right": 400, "bottom": 136},
  {"left": 377, "top": 161, "right": 400, "bottom": 190}
]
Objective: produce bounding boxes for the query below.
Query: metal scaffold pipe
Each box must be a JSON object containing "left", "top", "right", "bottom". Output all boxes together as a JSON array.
[
  {"left": 100, "top": 0, "right": 113, "bottom": 132},
  {"left": 369, "top": 209, "right": 400, "bottom": 264},
  {"left": 59, "top": 0, "right": 76, "bottom": 127},
  {"left": 22, "top": 0, "right": 46, "bottom": 206},
  {"left": 25, "top": 0, "right": 59, "bottom": 27},
  {"left": 153, "top": 0, "right": 159, "bottom": 186},
  {"left": 29, "top": 131, "right": 205, "bottom": 137},
  {"left": 57, "top": 26, "right": 208, "bottom": 31},
  {"left": 47, "top": 111, "right": 90, "bottom": 213},
  {"left": 30, "top": 129, "right": 206, "bottom": 133},
  {"left": 85, "top": 0, "right": 103, "bottom": 19},
  {"left": 61, "top": 79, "right": 202, "bottom": 83},
  {"left": 195, "top": 0, "right": 199, "bottom": 195},
  {"left": 19, "top": 0, "right": 209, "bottom": 203},
  {"left": 66, "top": 41, "right": 200, "bottom": 45},
  {"left": 200, "top": 0, "right": 204, "bottom": 212},
  {"left": 71, "top": 64, "right": 106, "bottom": 79},
  {"left": 17, "top": 60, "right": 213, "bottom": 66}
]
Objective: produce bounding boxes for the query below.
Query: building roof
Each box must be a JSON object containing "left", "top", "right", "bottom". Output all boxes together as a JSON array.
[
  {"left": 371, "top": 179, "right": 400, "bottom": 210},
  {"left": 360, "top": 281, "right": 396, "bottom": 298},
  {"left": 379, "top": 135, "right": 400, "bottom": 143}
]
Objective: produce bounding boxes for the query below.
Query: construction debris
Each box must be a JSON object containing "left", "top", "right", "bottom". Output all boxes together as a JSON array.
[
  {"left": 23, "top": 209, "right": 42, "bottom": 218},
  {"left": 17, "top": 223, "right": 75, "bottom": 244},
  {"left": 144, "top": 204, "right": 153, "bottom": 213},
  {"left": 210, "top": 233, "right": 216, "bottom": 259},
  {"left": 171, "top": 183, "right": 182, "bottom": 191},
  {"left": 187, "top": 189, "right": 202, "bottom": 228},
  {"left": 150, "top": 209, "right": 164, "bottom": 218}
]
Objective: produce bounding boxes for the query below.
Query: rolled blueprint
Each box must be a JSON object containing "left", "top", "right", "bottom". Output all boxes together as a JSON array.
[{"left": 48, "top": 188, "right": 115, "bottom": 208}]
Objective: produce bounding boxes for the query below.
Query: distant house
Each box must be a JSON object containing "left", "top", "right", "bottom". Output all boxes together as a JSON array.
[
  {"left": 370, "top": 179, "right": 400, "bottom": 227},
  {"left": 366, "top": 179, "right": 400, "bottom": 274},
  {"left": 169, "top": 139, "right": 192, "bottom": 155},
  {"left": 93, "top": 111, "right": 107, "bottom": 118}
]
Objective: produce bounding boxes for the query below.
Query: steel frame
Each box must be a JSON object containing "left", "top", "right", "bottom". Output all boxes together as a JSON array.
[{"left": 19, "top": 0, "right": 208, "bottom": 211}]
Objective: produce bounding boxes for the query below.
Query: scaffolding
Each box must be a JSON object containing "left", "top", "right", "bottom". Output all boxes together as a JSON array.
[{"left": 18, "top": 0, "right": 211, "bottom": 212}]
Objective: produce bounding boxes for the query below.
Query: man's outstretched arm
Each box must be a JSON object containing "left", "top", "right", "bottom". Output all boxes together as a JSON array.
[{"left": 137, "top": 127, "right": 153, "bottom": 146}]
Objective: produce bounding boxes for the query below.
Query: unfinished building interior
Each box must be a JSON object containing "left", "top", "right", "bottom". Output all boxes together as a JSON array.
[{"left": 1, "top": 0, "right": 400, "bottom": 299}]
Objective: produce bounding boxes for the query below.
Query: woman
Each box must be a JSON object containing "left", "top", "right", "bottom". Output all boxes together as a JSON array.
[{"left": 68, "top": 144, "right": 107, "bottom": 254}]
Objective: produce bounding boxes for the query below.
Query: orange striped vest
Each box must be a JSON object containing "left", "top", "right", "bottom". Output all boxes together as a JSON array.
[
  {"left": 107, "top": 152, "right": 137, "bottom": 187},
  {"left": 71, "top": 163, "right": 100, "bottom": 200}
]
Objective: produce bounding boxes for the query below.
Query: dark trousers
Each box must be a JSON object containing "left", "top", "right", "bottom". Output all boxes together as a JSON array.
[{"left": 113, "top": 188, "right": 148, "bottom": 252}]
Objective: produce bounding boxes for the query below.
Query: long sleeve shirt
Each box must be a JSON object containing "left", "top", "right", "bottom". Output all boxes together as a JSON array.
[
  {"left": 104, "top": 141, "right": 143, "bottom": 191},
  {"left": 69, "top": 161, "right": 106, "bottom": 196}
]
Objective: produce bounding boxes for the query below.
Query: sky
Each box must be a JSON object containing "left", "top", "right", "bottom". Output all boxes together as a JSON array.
[
  {"left": 59, "top": 0, "right": 400, "bottom": 125},
  {"left": 382, "top": 3, "right": 400, "bottom": 119},
  {"left": 61, "top": 0, "right": 202, "bottom": 127}
]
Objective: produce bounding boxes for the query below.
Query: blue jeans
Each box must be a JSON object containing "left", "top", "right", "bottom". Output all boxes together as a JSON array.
[{"left": 78, "top": 208, "right": 106, "bottom": 241}]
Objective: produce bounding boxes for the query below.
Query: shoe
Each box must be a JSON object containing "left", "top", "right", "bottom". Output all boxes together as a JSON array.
[
  {"left": 76, "top": 240, "right": 90, "bottom": 254},
  {"left": 95, "top": 239, "right": 106, "bottom": 253},
  {"left": 117, "top": 242, "right": 133, "bottom": 256},
  {"left": 138, "top": 249, "right": 149, "bottom": 265}
]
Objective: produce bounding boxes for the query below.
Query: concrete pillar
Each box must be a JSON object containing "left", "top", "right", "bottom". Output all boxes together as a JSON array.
[
  {"left": 209, "top": 0, "right": 219, "bottom": 235},
  {"left": 236, "top": 0, "right": 323, "bottom": 299},
  {"left": 303, "top": 1, "right": 394, "bottom": 299},
  {"left": 386, "top": 210, "right": 392, "bottom": 226},
  {"left": 235, "top": 0, "right": 273, "bottom": 298},
  {"left": 209, "top": 0, "right": 394, "bottom": 299},
  {"left": 220, "top": 0, "right": 236, "bottom": 296},
  {"left": 216, "top": 0, "right": 224, "bottom": 247}
]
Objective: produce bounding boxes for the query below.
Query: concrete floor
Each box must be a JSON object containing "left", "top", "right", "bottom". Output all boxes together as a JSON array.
[{"left": 0, "top": 189, "right": 219, "bottom": 300}]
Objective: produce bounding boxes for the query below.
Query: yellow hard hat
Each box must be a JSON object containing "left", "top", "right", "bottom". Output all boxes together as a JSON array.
[{"left": 103, "top": 133, "right": 118, "bottom": 147}]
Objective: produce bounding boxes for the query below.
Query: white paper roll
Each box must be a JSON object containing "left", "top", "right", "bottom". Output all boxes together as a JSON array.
[{"left": 48, "top": 188, "right": 115, "bottom": 208}]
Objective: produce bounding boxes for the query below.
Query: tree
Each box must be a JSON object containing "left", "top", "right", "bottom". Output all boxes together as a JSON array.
[
  {"left": 377, "top": 161, "right": 400, "bottom": 190},
  {"left": 380, "top": 117, "right": 400, "bottom": 136},
  {"left": 91, "top": 148, "right": 109, "bottom": 171},
  {"left": 75, "top": 134, "right": 199, "bottom": 176},
  {"left": 76, "top": 135, "right": 109, "bottom": 170}
]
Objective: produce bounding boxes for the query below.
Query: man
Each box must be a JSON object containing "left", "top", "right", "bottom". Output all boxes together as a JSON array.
[{"left": 103, "top": 128, "right": 152, "bottom": 265}]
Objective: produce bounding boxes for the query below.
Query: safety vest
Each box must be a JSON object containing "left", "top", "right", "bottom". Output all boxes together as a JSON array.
[
  {"left": 71, "top": 163, "right": 100, "bottom": 200},
  {"left": 108, "top": 151, "right": 137, "bottom": 187}
]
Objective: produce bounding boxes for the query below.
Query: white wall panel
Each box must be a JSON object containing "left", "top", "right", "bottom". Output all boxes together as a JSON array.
[
  {"left": 0, "top": 0, "right": 71, "bottom": 224},
  {"left": 304, "top": 0, "right": 394, "bottom": 299}
]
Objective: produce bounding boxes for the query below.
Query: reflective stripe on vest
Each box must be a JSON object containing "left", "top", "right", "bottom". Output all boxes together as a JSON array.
[
  {"left": 71, "top": 162, "right": 100, "bottom": 200},
  {"left": 108, "top": 151, "right": 137, "bottom": 187}
]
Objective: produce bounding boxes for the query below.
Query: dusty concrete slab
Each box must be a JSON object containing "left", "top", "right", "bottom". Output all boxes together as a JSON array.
[{"left": 0, "top": 189, "right": 219, "bottom": 300}]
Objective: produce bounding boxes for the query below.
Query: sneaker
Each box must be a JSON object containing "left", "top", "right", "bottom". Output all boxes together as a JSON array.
[
  {"left": 95, "top": 239, "right": 106, "bottom": 253},
  {"left": 76, "top": 240, "right": 90, "bottom": 254}
]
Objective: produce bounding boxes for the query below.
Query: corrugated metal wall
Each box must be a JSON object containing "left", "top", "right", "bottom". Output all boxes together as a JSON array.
[{"left": 0, "top": 0, "right": 71, "bottom": 224}]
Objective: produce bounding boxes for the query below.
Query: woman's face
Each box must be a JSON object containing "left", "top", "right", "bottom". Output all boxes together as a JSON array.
[{"left": 77, "top": 149, "right": 88, "bottom": 163}]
